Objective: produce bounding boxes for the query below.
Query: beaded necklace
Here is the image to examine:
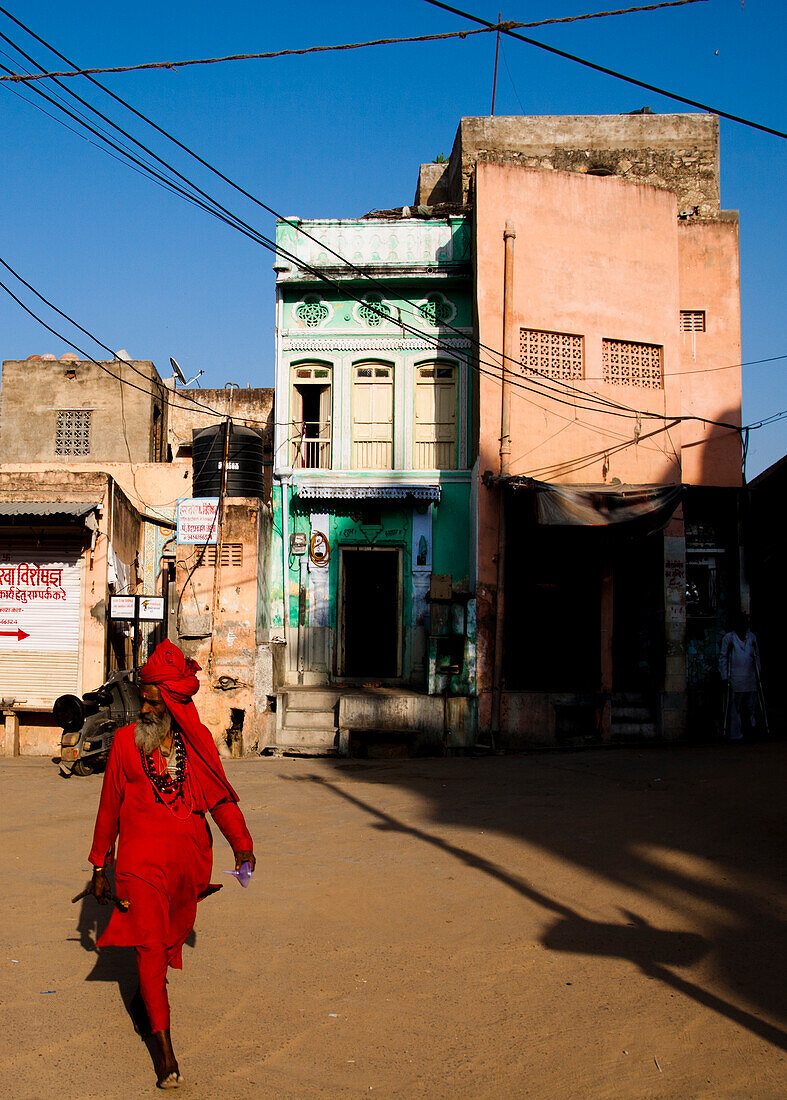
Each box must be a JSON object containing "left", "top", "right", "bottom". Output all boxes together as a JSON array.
[{"left": 140, "top": 729, "right": 193, "bottom": 819}]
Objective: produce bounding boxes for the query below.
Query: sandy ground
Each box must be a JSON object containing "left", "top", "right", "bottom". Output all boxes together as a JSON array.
[{"left": 0, "top": 743, "right": 785, "bottom": 1099}]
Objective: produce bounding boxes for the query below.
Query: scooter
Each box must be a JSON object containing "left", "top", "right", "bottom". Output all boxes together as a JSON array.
[{"left": 54, "top": 671, "right": 141, "bottom": 776}]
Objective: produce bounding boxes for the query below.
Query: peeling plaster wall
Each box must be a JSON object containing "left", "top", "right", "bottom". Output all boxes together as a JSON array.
[
  {"left": 177, "top": 499, "right": 268, "bottom": 753},
  {"left": 0, "top": 357, "right": 166, "bottom": 463}
]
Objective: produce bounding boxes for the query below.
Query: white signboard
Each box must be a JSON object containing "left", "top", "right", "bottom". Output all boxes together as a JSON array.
[
  {"left": 138, "top": 596, "right": 165, "bottom": 621},
  {"left": 177, "top": 498, "right": 219, "bottom": 545},
  {"left": 110, "top": 595, "right": 136, "bottom": 619},
  {"left": 0, "top": 543, "right": 82, "bottom": 706}
]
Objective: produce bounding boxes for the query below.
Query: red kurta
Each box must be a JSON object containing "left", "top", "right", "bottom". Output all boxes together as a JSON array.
[{"left": 88, "top": 723, "right": 252, "bottom": 969}]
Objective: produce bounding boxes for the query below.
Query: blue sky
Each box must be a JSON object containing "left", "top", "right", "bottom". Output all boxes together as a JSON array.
[{"left": 0, "top": 0, "right": 784, "bottom": 476}]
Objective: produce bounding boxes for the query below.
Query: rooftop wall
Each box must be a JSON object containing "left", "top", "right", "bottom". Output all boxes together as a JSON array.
[
  {"left": 165, "top": 385, "right": 274, "bottom": 458},
  {"left": 275, "top": 217, "right": 470, "bottom": 278},
  {"left": 417, "top": 113, "right": 720, "bottom": 217},
  {"left": 0, "top": 356, "right": 166, "bottom": 464}
]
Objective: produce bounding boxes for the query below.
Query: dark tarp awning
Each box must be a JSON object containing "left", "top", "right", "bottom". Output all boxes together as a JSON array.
[
  {"left": 0, "top": 502, "right": 100, "bottom": 528},
  {"left": 507, "top": 479, "right": 683, "bottom": 533}
]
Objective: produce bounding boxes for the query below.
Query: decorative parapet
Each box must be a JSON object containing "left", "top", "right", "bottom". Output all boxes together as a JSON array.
[
  {"left": 281, "top": 335, "right": 471, "bottom": 353},
  {"left": 276, "top": 217, "right": 470, "bottom": 273}
]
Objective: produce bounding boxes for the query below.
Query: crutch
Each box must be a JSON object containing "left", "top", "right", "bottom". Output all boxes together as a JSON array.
[
  {"left": 755, "top": 664, "right": 771, "bottom": 738},
  {"left": 721, "top": 646, "right": 732, "bottom": 739}
]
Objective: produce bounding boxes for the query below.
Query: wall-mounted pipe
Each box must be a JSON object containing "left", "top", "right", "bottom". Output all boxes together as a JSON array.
[{"left": 491, "top": 221, "right": 516, "bottom": 743}]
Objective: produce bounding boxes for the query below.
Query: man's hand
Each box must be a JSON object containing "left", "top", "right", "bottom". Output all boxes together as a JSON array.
[
  {"left": 234, "top": 850, "right": 255, "bottom": 872},
  {"left": 90, "top": 867, "right": 111, "bottom": 905}
]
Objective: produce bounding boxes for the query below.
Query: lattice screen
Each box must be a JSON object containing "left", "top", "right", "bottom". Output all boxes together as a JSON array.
[
  {"left": 55, "top": 410, "right": 91, "bottom": 455},
  {"left": 520, "top": 329, "right": 583, "bottom": 380},
  {"left": 602, "top": 339, "right": 663, "bottom": 389},
  {"left": 358, "top": 295, "right": 392, "bottom": 327},
  {"left": 295, "top": 297, "right": 329, "bottom": 328},
  {"left": 680, "top": 310, "right": 706, "bottom": 332}
]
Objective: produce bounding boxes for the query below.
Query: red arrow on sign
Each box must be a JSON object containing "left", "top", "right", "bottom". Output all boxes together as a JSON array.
[{"left": 0, "top": 629, "right": 29, "bottom": 640}]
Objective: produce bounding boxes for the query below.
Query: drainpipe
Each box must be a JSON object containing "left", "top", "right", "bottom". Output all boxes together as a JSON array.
[
  {"left": 491, "top": 221, "right": 516, "bottom": 744},
  {"left": 280, "top": 476, "right": 293, "bottom": 678}
]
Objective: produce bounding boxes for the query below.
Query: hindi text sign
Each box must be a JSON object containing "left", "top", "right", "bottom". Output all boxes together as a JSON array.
[{"left": 177, "top": 498, "right": 220, "bottom": 545}]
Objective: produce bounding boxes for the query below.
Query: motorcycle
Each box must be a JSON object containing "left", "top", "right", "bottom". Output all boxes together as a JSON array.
[{"left": 54, "top": 671, "right": 140, "bottom": 777}]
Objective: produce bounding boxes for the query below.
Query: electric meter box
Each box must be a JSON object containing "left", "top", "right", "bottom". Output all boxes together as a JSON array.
[{"left": 290, "top": 532, "right": 308, "bottom": 555}]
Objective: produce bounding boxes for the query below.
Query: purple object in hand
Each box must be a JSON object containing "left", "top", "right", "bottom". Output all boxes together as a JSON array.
[{"left": 223, "top": 861, "right": 253, "bottom": 888}]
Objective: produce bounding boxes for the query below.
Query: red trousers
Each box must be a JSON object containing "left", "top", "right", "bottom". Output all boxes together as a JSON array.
[{"left": 136, "top": 944, "right": 171, "bottom": 1032}]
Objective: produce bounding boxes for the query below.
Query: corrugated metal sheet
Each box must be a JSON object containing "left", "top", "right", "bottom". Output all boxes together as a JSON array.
[
  {"left": 0, "top": 542, "right": 83, "bottom": 707},
  {"left": 0, "top": 502, "right": 99, "bottom": 518}
]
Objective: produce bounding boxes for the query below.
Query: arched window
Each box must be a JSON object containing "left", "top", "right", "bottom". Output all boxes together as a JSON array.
[
  {"left": 352, "top": 362, "right": 394, "bottom": 469},
  {"left": 291, "top": 363, "right": 332, "bottom": 468},
  {"left": 414, "top": 361, "right": 457, "bottom": 470}
]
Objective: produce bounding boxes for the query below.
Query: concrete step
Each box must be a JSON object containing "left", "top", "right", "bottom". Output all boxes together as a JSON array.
[
  {"left": 282, "top": 690, "right": 341, "bottom": 711},
  {"left": 613, "top": 707, "right": 652, "bottom": 722},
  {"left": 281, "top": 708, "right": 338, "bottom": 730},
  {"left": 272, "top": 726, "right": 339, "bottom": 748},
  {"left": 611, "top": 722, "right": 658, "bottom": 738}
]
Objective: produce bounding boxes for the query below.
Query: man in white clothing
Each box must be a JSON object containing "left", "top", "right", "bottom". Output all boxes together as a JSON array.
[{"left": 719, "top": 613, "right": 761, "bottom": 740}]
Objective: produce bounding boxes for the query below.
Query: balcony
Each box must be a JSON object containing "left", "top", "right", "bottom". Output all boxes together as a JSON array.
[{"left": 292, "top": 421, "right": 331, "bottom": 470}]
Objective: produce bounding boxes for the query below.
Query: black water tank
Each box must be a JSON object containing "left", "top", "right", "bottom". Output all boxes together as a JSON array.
[{"left": 192, "top": 423, "right": 264, "bottom": 498}]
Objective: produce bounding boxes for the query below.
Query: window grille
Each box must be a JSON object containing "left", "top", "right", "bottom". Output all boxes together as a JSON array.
[
  {"left": 295, "top": 367, "right": 330, "bottom": 379},
  {"left": 295, "top": 296, "right": 329, "bottom": 328},
  {"left": 419, "top": 294, "right": 454, "bottom": 326},
  {"left": 358, "top": 295, "right": 392, "bottom": 328},
  {"left": 680, "top": 310, "right": 706, "bottom": 333},
  {"left": 602, "top": 339, "right": 663, "bottom": 389},
  {"left": 199, "top": 543, "right": 243, "bottom": 568},
  {"left": 519, "top": 329, "right": 583, "bottom": 380},
  {"left": 55, "top": 409, "right": 91, "bottom": 455}
]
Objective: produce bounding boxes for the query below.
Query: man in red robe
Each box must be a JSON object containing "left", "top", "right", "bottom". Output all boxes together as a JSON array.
[{"left": 88, "top": 640, "right": 255, "bottom": 1089}]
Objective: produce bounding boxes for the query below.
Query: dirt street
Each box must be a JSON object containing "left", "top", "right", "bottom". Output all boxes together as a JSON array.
[{"left": 1, "top": 744, "right": 785, "bottom": 1099}]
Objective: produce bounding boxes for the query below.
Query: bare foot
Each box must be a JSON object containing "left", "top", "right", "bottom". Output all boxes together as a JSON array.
[
  {"left": 157, "top": 1070, "right": 184, "bottom": 1089},
  {"left": 151, "top": 1029, "right": 183, "bottom": 1089}
]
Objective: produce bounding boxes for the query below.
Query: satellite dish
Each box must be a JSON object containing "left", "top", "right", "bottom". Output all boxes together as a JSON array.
[{"left": 169, "top": 357, "right": 187, "bottom": 385}]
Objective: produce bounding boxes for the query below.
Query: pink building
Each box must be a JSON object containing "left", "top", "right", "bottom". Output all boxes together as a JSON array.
[{"left": 418, "top": 114, "right": 744, "bottom": 744}]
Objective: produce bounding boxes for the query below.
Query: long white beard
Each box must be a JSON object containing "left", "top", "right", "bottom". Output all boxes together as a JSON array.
[{"left": 134, "top": 712, "right": 172, "bottom": 755}]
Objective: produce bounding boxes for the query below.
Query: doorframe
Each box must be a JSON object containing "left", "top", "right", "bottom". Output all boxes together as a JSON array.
[{"left": 336, "top": 545, "right": 403, "bottom": 680}]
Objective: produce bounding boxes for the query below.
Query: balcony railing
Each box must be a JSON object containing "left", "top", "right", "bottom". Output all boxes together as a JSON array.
[{"left": 292, "top": 421, "right": 331, "bottom": 469}]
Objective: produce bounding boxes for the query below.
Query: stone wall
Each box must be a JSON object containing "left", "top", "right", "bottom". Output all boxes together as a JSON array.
[
  {"left": 417, "top": 113, "right": 721, "bottom": 217},
  {"left": 0, "top": 356, "right": 166, "bottom": 463}
]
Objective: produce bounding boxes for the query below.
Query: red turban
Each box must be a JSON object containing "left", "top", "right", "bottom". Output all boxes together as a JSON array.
[{"left": 139, "top": 640, "right": 239, "bottom": 806}]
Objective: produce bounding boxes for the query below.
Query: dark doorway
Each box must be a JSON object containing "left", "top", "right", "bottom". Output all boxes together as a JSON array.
[
  {"left": 612, "top": 533, "right": 665, "bottom": 692},
  {"left": 503, "top": 522, "right": 602, "bottom": 692},
  {"left": 341, "top": 549, "right": 400, "bottom": 678}
]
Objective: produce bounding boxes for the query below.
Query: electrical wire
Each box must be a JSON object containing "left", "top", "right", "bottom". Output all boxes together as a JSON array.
[
  {"left": 423, "top": 0, "right": 787, "bottom": 140},
  {"left": 4, "top": 262, "right": 781, "bottom": 491},
  {"left": 0, "top": 16, "right": 780, "bottom": 439},
  {"left": 0, "top": 8, "right": 691, "bottom": 425},
  {"left": 0, "top": 12, "right": 729, "bottom": 436},
  {"left": 0, "top": 3, "right": 709, "bottom": 82}
]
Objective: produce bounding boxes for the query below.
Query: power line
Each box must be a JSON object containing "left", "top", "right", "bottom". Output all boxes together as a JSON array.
[
  {"left": 0, "top": 267, "right": 270, "bottom": 427},
  {"left": 0, "top": 13, "right": 774, "bottom": 435},
  {"left": 0, "top": 3, "right": 708, "bottom": 83},
  {"left": 0, "top": 4, "right": 726, "bottom": 424},
  {"left": 0, "top": 24, "right": 654, "bottom": 426},
  {"left": 423, "top": 0, "right": 787, "bottom": 140},
  {"left": 2, "top": 259, "right": 780, "bottom": 494},
  {"left": 0, "top": 9, "right": 697, "bottom": 426}
]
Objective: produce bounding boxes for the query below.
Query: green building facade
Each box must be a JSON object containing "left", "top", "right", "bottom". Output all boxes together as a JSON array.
[{"left": 269, "top": 216, "right": 477, "bottom": 751}]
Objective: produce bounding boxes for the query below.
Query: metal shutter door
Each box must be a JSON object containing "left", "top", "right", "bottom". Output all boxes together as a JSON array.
[{"left": 0, "top": 541, "right": 83, "bottom": 708}]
